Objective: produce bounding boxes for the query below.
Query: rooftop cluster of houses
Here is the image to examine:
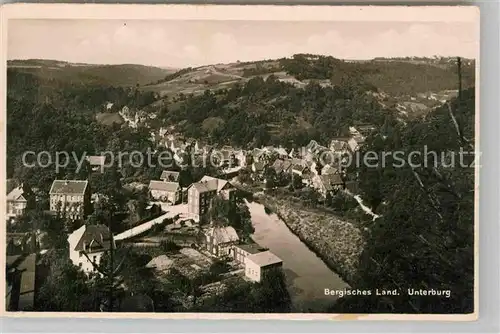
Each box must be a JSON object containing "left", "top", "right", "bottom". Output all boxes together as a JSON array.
[
  {"left": 246, "top": 125, "right": 375, "bottom": 197},
  {"left": 204, "top": 225, "right": 283, "bottom": 283}
]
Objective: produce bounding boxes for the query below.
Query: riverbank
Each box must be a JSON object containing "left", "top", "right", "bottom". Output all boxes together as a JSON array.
[
  {"left": 254, "top": 194, "right": 365, "bottom": 286},
  {"left": 246, "top": 200, "right": 349, "bottom": 312}
]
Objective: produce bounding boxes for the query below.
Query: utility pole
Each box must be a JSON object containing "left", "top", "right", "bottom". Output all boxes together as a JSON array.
[{"left": 108, "top": 213, "right": 114, "bottom": 312}]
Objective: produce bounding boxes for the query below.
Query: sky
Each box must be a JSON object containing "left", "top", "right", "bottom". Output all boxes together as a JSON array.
[{"left": 8, "top": 19, "right": 479, "bottom": 69}]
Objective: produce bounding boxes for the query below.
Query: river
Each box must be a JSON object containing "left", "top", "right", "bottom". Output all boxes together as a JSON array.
[{"left": 245, "top": 200, "right": 350, "bottom": 312}]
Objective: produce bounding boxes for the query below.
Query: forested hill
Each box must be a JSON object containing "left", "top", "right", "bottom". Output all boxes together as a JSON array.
[
  {"left": 332, "top": 88, "right": 475, "bottom": 313},
  {"left": 7, "top": 59, "right": 176, "bottom": 87},
  {"left": 141, "top": 54, "right": 474, "bottom": 98}
]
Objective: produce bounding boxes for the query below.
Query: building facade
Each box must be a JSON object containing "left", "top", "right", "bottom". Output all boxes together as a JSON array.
[
  {"left": 49, "top": 180, "right": 91, "bottom": 220},
  {"left": 233, "top": 243, "right": 268, "bottom": 264},
  {"left": 187, "top": 176, "right": 236, "bottom": 222},
  {"left": 6, "top": 184, "right": 33, "bottom": 220},
  {"left": 245, "top": 251, "right": 283, "bottom": 283},
  {"left": 67, "top": 224, "right": 113, "bottom": 274},
  {"left": 149, "top": 180, "right": 181, "bottom": 204},
  {"left": 204, "top": 226, "right": 240, "bottom": 257}
]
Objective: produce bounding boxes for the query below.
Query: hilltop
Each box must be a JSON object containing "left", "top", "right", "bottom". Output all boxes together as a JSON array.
[
  {"left": 141, "top": 54, "right": 474, "bottom": 99},
  {"left": 138, "top": 54, "right": 474, "bottom": 123},
  {"left": 7, "top": 59, "right": 177, "bottom": 87}
]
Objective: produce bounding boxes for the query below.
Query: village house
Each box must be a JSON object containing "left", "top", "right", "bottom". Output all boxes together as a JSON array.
[
  {"left": 149, "top": 180, "right": 181, "bottom": 204},
  {"left": 321, "top": 164, "right": 340, "bottom": 176},
  {"left": 329, "top": 139, "right": 350, "bottom": 154},
  {"left": 233, "top": 243, "right": 268, "bottom": 264},
  {"left": 348, "top": 135, "right": 366, "bottom": 152},
  {"left": 160, "top": 170, "right": 180, "bottom": 182},
  {"left": 49, "top": 180, "right": 91, "bottom": 220},
  {"left": 273, "top": 147, "right": 289, "bottom": 159},
  {"left": 349, "top": 126, "right": 362, "bottom": 137},
  {"left": 251, "top": 161, "right": 266, "bottom": 179},
  {"left": 174, "top": 151, "right": 190, "bottom": 168},
  {"left": 272, "top": 159, "right": 292, "bottom": 175},
  {"left": 252, "top": 148, "right": 266, "bottom": 163},
  {"left": 356, "top": 124, "right": 376, "bottom": 137},
  {"left": 165, "top": 138, "right": 185, "bottom": 154},
  {"left": 85, "top": 155, "right": 106, "bottom": 172},
  {"left": 245, "top": 250, "right": 283, "bottom": 283},
  {"left": 67, "top": 224, "right": 113, "bottom": 274},
  {"left": 204, "top": 226, "right": 240, "bottom": 257},
  {"left": 311, "top": 174, "right": 344, "bottom": 197},
  {"left": 218, "top": 149, "right": 235, "bottom": 167},
  {"left": 187, "top": 176, "right": 236, "bottom": 222},
  {"left": 6, "top": 184, "right": 34, "bottom": 220},
  {"left": 234, "top": 149, "right": 247, "bottom": 167},
  {"left": 291, "top": 159, "right": 310, "bottom": 177}
]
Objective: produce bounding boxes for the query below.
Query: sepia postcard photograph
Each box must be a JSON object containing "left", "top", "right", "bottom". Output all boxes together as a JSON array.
[{"left": 0, "top": 4, "right": 479, "bottom": 320}]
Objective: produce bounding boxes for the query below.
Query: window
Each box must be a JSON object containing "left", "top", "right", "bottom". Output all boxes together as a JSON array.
[
  {"left": 93, "top": 256, "right": 97, "bottom": 263},
  {"left": 79, "top": 262, "right": 82, "bottom": 267}
]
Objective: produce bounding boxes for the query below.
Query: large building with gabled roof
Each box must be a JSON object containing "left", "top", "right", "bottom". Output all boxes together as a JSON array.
[
  {"left": 67, "top": 224, "right": 113, "bottom": 273},
  {"left": 186, "top": 176, "right": 236, "bottom": 222},
  {"left": 49, "top": 180, "right": 91, "bottom": 220}
]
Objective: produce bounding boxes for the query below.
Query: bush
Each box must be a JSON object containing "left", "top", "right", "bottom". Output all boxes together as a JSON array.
[{"left": 160, "top": 239, "right": 180, "bottom": 252}]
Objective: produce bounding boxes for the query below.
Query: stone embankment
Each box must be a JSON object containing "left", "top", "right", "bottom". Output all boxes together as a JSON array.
[{"left": 259, "top": 195, "right": 365, "bottom": 285}]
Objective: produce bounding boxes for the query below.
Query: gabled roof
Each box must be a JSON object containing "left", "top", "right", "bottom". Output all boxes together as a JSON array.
[
  {"left": 253, "top": 161, "right": 265, "bottom": 171},
  {"left": 160, "top": 170, "right": 180, "bottom": 181},
  {"left": 328, "top": 173, "right": 344, "bottom": 185},
  {"left": 247, "top": 250, "right": 282, "bottom": 267},
  {"left": 291, "top": 158, "right": 306, "bottom": 167},
  {"left": 49, "top": 180, "right": 88, "bottom": 195},
  {"left": 274, "top": 147, "right": 288, "bottom": 156},
  {"left": 198, "top": 176, "right": 234, "bottom": 193},
  {"left": 234, "top": 243, "right": 267, "bottom": 254},
  {"left": 292, "top": 163, "right": 308, "bottom": 172},
  {"left": 149, "top": 180, "right": 180, "bottom": 192},
  {"left": 330, "top": 140, "right": 349, "bottom": 151},
  {"left": 272, "top": 159, "right": 292, "bottom": 173},
  {"left": 7, "top": 185, "right": 30, "bottom": 202},
  {"left": 206, "top": 226, "right": 239, "bottom": 244},
  {"left": 252, "top": 148, "right": 265, "bottom": 159},
  {"left": 321, "top": 164, "right": 339, "bottom": 175},
  {"left": 319, "top": 174, "right": 343, "bottom": 189},
  {"left": 85, "top": 155, "right": 106, "bottom": 166},
  {"left": 69, "top": 224, "right": 112, "bottom": 252},
  {"left": 190, "top": 178, "right": 219, "bottom": 193}
]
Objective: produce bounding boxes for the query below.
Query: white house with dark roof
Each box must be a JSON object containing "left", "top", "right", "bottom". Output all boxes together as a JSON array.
[
  {"left": 160, "top": 170, "right": 180, "bottom": 182},
  {"left": 49, "top": 180, "right": 90, "bottom": 220},
  {"left": 149, "top": 180, "right": 181, "bottom": 204},
  {"left": 245, "top": 250, "right": 283, "bottom": 282},
  {"left": 233, "top": 243, "right": 268, "bottom": 264},
  {"left": 6, "top": 184, "right": 33, "bottom": 220},
  {"left": 204, "top": 226, "right": 240, "bottom": 257},
  {"left": 85, "top": 155, "right": 106, "bottom": 172},
  {"left": 68, "top": 224, "right": 113, "bottom": 273}
]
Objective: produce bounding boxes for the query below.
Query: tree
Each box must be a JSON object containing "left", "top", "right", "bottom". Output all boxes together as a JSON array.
[
  {"left": 36, "top": 253, "right": 95, "bottom": 311},
  {"left": 263, "top": 167, "right": 277, "bottom": 189}
]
